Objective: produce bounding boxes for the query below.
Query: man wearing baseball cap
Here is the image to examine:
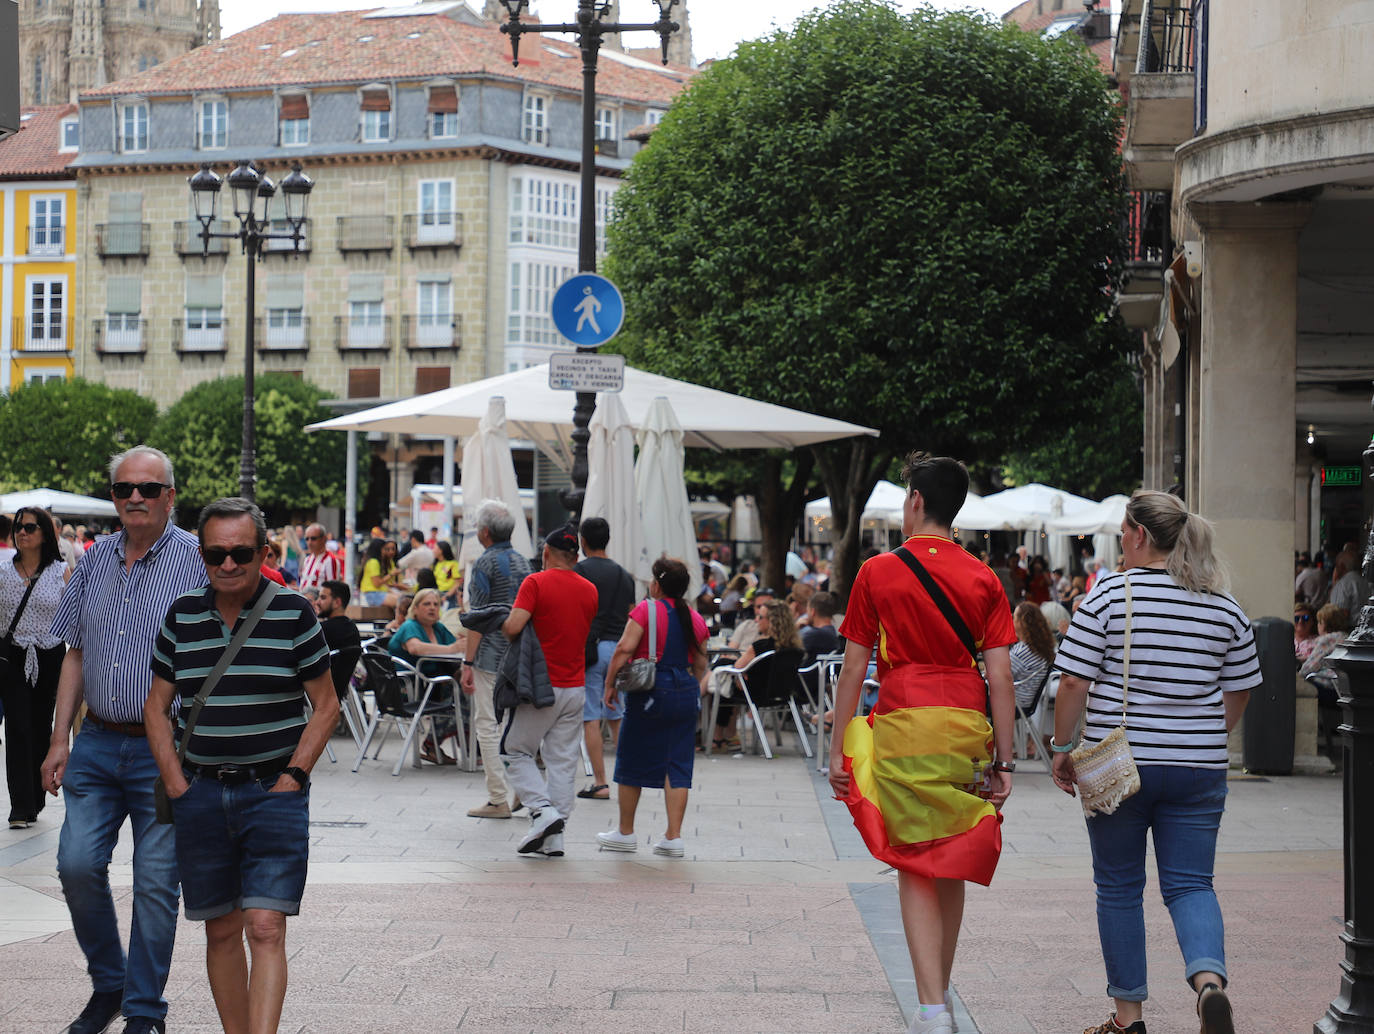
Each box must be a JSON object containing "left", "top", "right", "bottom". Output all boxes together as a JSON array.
[{"left": 500, "top": 524, "right": 598, "bottom": 856}]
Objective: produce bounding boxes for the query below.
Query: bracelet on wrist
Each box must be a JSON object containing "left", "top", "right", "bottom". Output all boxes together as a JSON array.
[{"left": 1049, "top": 737, "right": 1077, "bottom": 753}]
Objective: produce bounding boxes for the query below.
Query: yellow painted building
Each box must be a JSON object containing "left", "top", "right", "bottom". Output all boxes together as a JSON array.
[{"left": 0, "top": 105, "right": 79, "bottom": 388}]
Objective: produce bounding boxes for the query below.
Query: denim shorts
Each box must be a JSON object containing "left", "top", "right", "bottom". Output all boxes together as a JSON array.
[
  {"left": 171, "top": 772, "right": 310, "bottom": 921},
  {"left": 584, "top": 639, "right": 626, "bottom": 721}
]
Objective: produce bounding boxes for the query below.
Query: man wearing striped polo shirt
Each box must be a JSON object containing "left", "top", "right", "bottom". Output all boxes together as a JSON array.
[
  {"left": 43, "top": 445, "right": 208, "bottom": 1034},
  {"left": 144, "top": 497, "right": 338, "bottom": 1034}
]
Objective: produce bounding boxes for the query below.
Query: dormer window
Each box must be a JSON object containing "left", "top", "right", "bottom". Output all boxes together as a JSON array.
[
  {"left": 198, "top": 97, "right": 227, "bottom": 149},
  {"left": 427, "top": 83, "right": 458, "bottom": 139},
  {"left": 59, "top": 117, "right": 79, "bottom": 152},
  {"left": 119, "top": 102, "right": 148, "bottom": 152},
  {"left": 279, "top": 91, "right": 309, "bottom": 146},
  {"left": 360, "top": 84, "right": 392, "bottom": 142},
  {"left": 522, "top": 93, "right": 548, "bottom": 145}
]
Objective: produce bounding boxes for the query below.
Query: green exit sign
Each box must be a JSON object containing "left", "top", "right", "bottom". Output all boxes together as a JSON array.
[{"left": 1322, "top": 466, "right": 1362, "bottom": 487}]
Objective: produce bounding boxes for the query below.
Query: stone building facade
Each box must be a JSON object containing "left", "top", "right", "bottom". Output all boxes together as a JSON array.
[{"left": 19, "top": 0, "right": 219, "bottom": 107}]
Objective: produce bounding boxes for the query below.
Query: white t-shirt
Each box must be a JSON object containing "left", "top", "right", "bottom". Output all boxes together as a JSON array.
[{"left": 1054, "top": 567, "right": 1263, "bottom": 768}]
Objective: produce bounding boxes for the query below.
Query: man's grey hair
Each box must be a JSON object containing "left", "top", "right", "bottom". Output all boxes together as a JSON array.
[
  {"left": 197, "top": 497, "right": 268, "bottom": 547},
  {"left": 474, "top": 499, "right": 515, "bottom": 542},
  {"left": 108, "top": 445, "right": 175, "bottom": 488}
]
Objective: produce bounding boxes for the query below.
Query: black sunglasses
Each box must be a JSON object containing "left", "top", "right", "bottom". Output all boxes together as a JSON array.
[
  {"left": 112, "top": 481, "right": 169, "bottom": 500},
  {"left": 202, "top": 545, "right": 259, "bottom": 567},
  {"left": 1295, "top": 614, "right": 1313, "bottom": 623},
  {"left": 14, "top": 522, "right": 42, "bottom": 534}
]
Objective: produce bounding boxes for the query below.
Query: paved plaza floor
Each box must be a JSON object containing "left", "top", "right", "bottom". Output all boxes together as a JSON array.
[{"left": 0, "top": 728, "right": 1346, "bottom": 1033}]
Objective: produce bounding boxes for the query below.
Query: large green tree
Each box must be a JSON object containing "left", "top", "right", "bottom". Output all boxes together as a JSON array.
[
  {"left": 151, "top": 374, "right": 350, "bottom": 513},
  {"left": 605, "top": 1, "right": 1132, "bottom": 596},
  {"left": 0, "top": 378, "right": 157, "bottom": 495}
]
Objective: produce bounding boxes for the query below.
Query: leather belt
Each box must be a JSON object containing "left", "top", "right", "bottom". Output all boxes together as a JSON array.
[
  {"left": 85, "top": 712, "right": 147, "bottom": 737},
  {"left": 182, "top": 755, "right": 293, "bottom": 785}
]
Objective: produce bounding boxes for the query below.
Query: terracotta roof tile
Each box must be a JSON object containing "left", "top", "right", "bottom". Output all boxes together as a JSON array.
[
  {"left": 0, "top": 105, "right": 78, "bottom": 179},
  {"left": 81, "top": 8, "right": 692, "bottom": 105},
  {"left": 1005, "top": 7, "right": 1114, "bottom": 75}
]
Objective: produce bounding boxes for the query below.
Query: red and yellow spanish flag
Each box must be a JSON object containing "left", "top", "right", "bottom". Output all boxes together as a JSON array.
[{"left": 840, "top": 664, "right": 1002, "bottom": 885}]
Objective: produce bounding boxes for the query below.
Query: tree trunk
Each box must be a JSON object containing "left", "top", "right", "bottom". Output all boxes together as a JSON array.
[
  {"left": 755, "top": 450, "right": 815, "bottom": 591},
  {"left": 815, "top": 438, "right": 892, "bottom": 602}
]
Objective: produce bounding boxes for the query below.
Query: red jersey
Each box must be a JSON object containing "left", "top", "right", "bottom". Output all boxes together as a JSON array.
[
  {"left": 840, "top": 535, "right": 1015, "bottom": 680},
  {"left": 513, "top": 567, "right": 598, "bottom": 687}
]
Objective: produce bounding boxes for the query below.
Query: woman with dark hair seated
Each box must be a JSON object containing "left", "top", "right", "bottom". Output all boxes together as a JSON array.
[{"left": 597, "top": 556, "right": 709, "bottom": 857}]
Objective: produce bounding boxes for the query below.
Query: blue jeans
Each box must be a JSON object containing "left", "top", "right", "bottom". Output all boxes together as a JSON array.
[
  {"left": 172, "top": 772, "right": 311, "bottom": 920},
  {"left": 1085, "top": 764, "right": 1229, "bottom": 1001},
  {"left": 57, "top": 723, "right": 180, "bottom": 1022},
  {"left": 584, "top": 639, "right": 625, "bottom": 721}
]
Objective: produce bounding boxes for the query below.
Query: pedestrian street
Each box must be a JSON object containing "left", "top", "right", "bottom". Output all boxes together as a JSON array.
[{"left": 0, "top": 735, "right": 1344, "bottom": 1033}]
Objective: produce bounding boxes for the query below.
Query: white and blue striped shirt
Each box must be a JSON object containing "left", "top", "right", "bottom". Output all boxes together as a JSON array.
[{"left": 51, "top": 521, "right": 208, "bottom": 723}]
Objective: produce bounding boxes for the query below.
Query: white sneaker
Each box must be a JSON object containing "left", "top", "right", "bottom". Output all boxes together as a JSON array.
[
  {"left": 517, "top": 808, "right": 564, "bottom": 854},
  {"left": 539, "top": 833, "right": 565, "bottom": 857},
  {"left": 652, "top": 837, "right": 684, "bottom": 857},
  {"left": 595, "top": 829, "right": 638, "bottom": 852},
  {"left": 907, "top": 1010, "right": 953, "bottom": 1033}
]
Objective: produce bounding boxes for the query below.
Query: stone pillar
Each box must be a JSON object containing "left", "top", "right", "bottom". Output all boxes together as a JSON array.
[{"left": 1190, "top": 201, "right": 1312, "bottom": 619}]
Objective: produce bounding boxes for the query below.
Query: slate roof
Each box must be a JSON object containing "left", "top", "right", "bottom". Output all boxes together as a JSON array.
[
  {"left": 80, "top": 5, "right": 692, "bottom": 105},
  {"left": 0, "top": 105, "right": 78, "bottom": 179}
]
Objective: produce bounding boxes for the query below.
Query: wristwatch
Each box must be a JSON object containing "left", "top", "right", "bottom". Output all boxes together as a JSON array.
[
  {"left": 282, "top": 766, "right": 310, "bottom": 790},
  {"left": 991, "top": 760, "right": 1016, "bottom": 773}
]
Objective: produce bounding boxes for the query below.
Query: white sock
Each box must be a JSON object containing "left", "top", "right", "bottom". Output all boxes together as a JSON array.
[{"left": 918, "top": 1003, "right": 947, "bottom": 1020}]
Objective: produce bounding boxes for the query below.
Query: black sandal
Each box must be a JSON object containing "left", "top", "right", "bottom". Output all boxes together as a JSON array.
[{"left": 577, "top": 784, "right": 611, "bottom": 799}]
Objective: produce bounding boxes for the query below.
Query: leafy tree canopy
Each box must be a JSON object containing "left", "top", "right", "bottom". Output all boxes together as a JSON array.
[
  {"left": 605, "top": 0, "right": 1130, "bottom": 459},
  {"left": 0, "top": 378, "right": 157, "bottom": 496},
  {"left": 151, "top": 374, "right": 350, "bottom": 512}
]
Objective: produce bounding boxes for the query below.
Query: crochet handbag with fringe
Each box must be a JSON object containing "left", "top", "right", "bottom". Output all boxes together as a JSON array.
[{"left": 1071, "top": 574, "right": 1141, "bottom": 816}]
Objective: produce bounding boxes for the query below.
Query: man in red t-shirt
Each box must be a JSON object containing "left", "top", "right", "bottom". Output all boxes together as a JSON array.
[{"left": 500, "top": 524, "right": 598, "bottom": 856}]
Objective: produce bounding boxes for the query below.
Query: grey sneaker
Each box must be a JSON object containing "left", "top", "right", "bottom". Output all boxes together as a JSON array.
[
  {"left": 63, "top": 990, "right": 123, "bottom": 1034},
  {"left": 517, "top": 808, "right": 564, "bottom": 854},
  {"left": 539, "top": 833, "right": 565, "bottom": 857},
  {"left": 467, "top": 800, "right": 512, "bottom": 819}
]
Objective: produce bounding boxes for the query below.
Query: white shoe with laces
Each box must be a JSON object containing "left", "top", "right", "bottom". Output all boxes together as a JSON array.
[
  {"left": 907, "top": 1009, "right": 953, "bottom": 1033},
  {"left": 652, "top": 837, "right": 684, "bottom": 857},
  {"left": 596, "top": 829, "right": 638, "bottom": 852}
]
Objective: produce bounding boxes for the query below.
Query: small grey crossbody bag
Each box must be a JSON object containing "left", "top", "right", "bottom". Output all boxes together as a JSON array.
[{"left": 613, "top": 598, "right": 659, "bottom": 694}]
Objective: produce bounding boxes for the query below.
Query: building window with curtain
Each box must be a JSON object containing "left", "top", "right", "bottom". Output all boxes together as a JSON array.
[
  {"left": 345, "top": 274, "right": 386, "bottom": 348},
  {"left": 428, "top": 84, "right": 458, "bottom": 138},
  {"left": 279, "top": 93, "right": 310, "bottom": 146},
  {"left": 102, "top": 276, "right": 143, "bottom": 352},
  {"left": 199, "top": 98, "right": 228, "bottom": 149},
  {"left": 263, "top": 274, "right": 306, "bottom": 349},
  {"left": 522, "top": 93, "right": 548, "bottom": 145},
  {"left": 360, "top": 86, "right": 391, "bottom": 142},
  {"left": 101, "top": 192, "right": 145, "bottom": 257},
  {"left": 183, "top": 274, "right": 224, "bottom": 350},
  {"left": 120, "top": 103, "right": 149, "bottom": 152}
]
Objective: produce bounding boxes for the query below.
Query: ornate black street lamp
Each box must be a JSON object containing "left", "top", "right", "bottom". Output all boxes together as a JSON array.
[
  {"left": 498, "top": 0, "right": 679, "bottom": 519},
  {"left": 189, "top": 160, "right": 313, "bottom": 502},
  {"left": 1320, "top": 420, "right": 1374, "bottom": 1033}
]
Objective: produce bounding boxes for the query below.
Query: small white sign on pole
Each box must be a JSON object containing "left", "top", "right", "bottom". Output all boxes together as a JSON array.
[{"left": 548, "top": 352, "right": 625, "bottom": 393}]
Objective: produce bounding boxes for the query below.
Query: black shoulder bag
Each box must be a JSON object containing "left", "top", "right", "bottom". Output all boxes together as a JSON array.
[
  {"left": 0, "top": 575, "right": 40, "bottom": 678},
  {"left": 153, "top": 583, "right": 280, "bottom": 824},
  {"left": 894, "top": 545, "right": 991, "bottom": 714}
]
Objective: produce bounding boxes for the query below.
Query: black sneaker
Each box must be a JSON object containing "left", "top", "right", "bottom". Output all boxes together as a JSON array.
[
  {"left": 62, "top": 990, "right": 123, "bottom": 1034},
  {"left": 120, "top": 1021, "right": 165, "bottom": 1034},
  {"left": 1198, "top": 984, "right": 1234, "bottom": 1034}
]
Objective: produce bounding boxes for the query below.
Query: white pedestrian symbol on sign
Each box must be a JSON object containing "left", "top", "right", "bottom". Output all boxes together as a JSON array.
[{"left": 573, "top": 285, "right": 602, "bottom": 333}]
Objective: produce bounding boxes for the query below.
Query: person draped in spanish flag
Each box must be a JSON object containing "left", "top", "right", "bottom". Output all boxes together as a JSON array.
[{"left": 829, "top": 453, "right": 1016, "bottom": 1034}]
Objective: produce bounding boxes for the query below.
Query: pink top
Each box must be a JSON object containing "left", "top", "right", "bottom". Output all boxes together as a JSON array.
[{"left": 629, "top": 598, "right": 709, "bottom": 660}]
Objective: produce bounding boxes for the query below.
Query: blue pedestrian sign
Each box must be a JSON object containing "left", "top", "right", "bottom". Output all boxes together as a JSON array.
[{"left": 551, "top": 273, "right": 624, "bottom": 347}]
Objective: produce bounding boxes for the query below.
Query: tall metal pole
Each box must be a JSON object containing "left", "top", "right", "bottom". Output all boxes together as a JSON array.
[
  {"left": 240, "top": 228, "right": 257, "bottom": 501},
  {"left": 1318, "top": 428, "right": 1374, "bottom": 1034}
]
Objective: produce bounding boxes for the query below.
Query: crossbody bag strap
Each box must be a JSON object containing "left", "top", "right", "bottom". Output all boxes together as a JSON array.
[
  {"left": 647, "top": 596, "right": 658, "bottom": 663},
  {"left": 176, "top": 581, "right": 280, "bottom": 764},
  {"left": 1120, "top": 573, "right": 1133, "bottom": 726},
  {"left": 4, "top": 575, "right": 40, "bottom": 641},
  {"left": 894, "top": 545, "right": 980, "bottom": 665}
]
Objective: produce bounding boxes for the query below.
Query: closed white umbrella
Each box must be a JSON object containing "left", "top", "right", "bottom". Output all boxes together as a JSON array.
[
  {"left": 633, "top": 397, "right": 700, "bottom": 597},
  {"left": 459, "top": 397, "right": 535, "bottom": 588},
  {"left": 583, "top": 392, "right": 642, "bottom": 578}
]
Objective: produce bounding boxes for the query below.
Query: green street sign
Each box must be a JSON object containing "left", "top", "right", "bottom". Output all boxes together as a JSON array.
[{"left": 1321, "top": 466, "right": 1362, "bottom": 487}]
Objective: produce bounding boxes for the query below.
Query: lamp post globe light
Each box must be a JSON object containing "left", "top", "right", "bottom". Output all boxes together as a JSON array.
[
  {"left": 499, "top": 0, "right": 679, "bottom": 521},
  {"left": 188, "top": 160, "right": 313, "bottom": 502}
]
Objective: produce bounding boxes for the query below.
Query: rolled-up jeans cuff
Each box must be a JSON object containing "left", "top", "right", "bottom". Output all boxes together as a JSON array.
[
  {"left": 1106, "top": 981, "right": 1148, "bottom": 1002},
  {"left": 1184, "top": 958, "right": 1227, "bottom": 988}
]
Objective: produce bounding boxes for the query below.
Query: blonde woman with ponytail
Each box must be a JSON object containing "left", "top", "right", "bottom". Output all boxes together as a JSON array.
[{"left": 1050, "top": 491, "right": 1263, "bottom": 1034}]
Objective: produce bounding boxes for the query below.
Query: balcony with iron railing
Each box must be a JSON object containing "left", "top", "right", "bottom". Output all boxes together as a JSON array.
[
  {"left": 174, "top": 219, "right": 234, "bottom": 258},
  {"left": 261, "top": 219, "right": 312, "bottom": 257},
  {"left": 12, "top": 316, "right": 70, "bottom": 353},
  {"left": 28, "top": 224, "right": 65, "bottom": 256},
  {"left": 334, "top": 314, "right": 393, "bottom": 352},
  {"left": 336, "top": 215, "right": 394, "bottom": 253},
  {"left": 92, "top": 316, "right": 148, "bottom": 355},
  {"left": 1116, "top": 190, "right": 1174, "bottom": 329},
  {"left": 402, "top": 212, "right": 463, "bottom": 251},
  {"left": 254, "top": 316, "right": 311, "bottom": 353},
  {"left": 95, "top": 222, "right": 151, "bottom": 259},
  {"left": 401, "top": 313, "right": 460, "bottom": 351},
  {"left": 1117, "top": 0, "right": 1203, "bottom": 188},
  {"left": 172, "top": 316, "right": 228, "bottom": 355}
]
